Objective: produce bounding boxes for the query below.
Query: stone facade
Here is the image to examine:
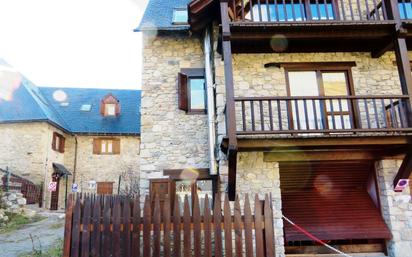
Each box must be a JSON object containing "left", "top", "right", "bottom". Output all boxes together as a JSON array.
[
  {"left": 376, "top": 160, "right": 412, "bottom": 257},
  {"left": 0, "top": 122, "right": 140, "bottom": 209},
  {"left": 141, "top": 26, "right": 412, "bottom": 255},
  {"left": 139, "top": 31, "right": 209, "bottom": 196},
  {"left": 64, "top": 135, "right": 140, "bottom": 195},
  {"left": 0, "top": 122, "right": 65, "bottom": 185}
]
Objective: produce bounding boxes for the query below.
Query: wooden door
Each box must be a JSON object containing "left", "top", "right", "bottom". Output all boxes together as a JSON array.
[
  {"left": 96, "top": 182, "right": 114, "bottom": 195},
  {"left": 50, "top": 174, "right": 60, "bottom": 210},
  {"left": 149, "top": 179, "right": 171, "bottom": 211}
]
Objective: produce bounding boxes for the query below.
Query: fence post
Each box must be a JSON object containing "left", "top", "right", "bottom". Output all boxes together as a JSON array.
[
  {"left": 63, "top": 194, "right": 74, "bottom": 257},
  {"left": 5, "top": 166, "right": 10, "bottom": 192}
]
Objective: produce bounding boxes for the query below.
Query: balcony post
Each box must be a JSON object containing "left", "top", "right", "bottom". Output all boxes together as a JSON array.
[
  {"left": 220, "top": 0, "right": 237, "bottom": 201},
  {"left": 394, "top": 39, "right": 412, "bottom": 126}
]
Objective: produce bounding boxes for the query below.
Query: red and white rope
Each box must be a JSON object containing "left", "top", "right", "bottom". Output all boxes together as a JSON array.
[{"left": 282, "top": 215, "right": 353, "bottom": 257}]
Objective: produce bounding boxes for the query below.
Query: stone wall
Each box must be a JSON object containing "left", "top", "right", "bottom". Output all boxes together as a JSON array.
[
  {"left": 64, "top": 135, "right": 140, "bottom": 195},
  {"left": 0, "top": 122, "right": 60, "bottom": 184},
  {"left": 376, "top": 160, "right": 412, "bottom": 257},
  {"left": 237, "top": 152, "right": 285, "bottom": 257},
  {"left": 139, "top": 31, "right": 209, "bottom": 196},
  {"left": 0, "top": 122, "right": 68, "bottom": 208},
  {"left": 0, "top": 122, "right": 140, "bottom": 209}
]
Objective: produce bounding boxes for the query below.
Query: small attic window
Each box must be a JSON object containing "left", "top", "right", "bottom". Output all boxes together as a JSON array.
[
  {"left": 80, "top": 104, "right": 92, "bottom": 111},
  {"left": 100, "top": 93, "right": 120, "bottom": 117},
  {"left": 172, "top": 8, "right": 188, "bottom": 24}
]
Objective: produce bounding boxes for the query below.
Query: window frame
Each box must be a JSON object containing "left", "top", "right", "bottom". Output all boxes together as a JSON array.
[
  {"left": 93, "top": 138, "right": 120, "bottom": 155},
  {"left": 172, "top": 8, "right": 188, "bottom": 25},
  {"left": 282, "top": 62, "right": 357, "bottom": 130},
  {"left": 105, "top": 103, "right": 116, "bottom": 116},
  {"left": 178, "top": 68, "right": 207, "bottom": 114},
  {"left": 52, "top": 132, "right": 65, "bottom": 153}
]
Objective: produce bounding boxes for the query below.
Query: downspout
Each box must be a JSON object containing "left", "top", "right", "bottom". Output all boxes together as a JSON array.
[
  {"left": 73, "top": 135, "right": 78, "bottom": 183},
  {"left": 204, "top": 26, "right": 218, "bottom": 175}
]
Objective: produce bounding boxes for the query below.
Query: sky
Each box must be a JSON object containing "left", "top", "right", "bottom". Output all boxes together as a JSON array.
[{"left": 0, "top": 0, "right": 148, "bottom": 89}]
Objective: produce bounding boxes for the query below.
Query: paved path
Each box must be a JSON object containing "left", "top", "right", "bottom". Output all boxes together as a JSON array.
[{"left": 0, "top": 207, "right": 65, "bottom": 257}]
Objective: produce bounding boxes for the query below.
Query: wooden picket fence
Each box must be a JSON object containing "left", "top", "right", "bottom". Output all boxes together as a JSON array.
[{"left": 63, "top": 193, "right": 276, "bottom": 257}]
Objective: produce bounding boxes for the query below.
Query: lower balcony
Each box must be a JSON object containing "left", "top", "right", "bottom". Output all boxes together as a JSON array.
[{"left": 221, "top": 95, "right": 412, "bottom": 154}]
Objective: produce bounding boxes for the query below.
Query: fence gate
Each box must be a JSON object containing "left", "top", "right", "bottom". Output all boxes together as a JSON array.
[{"left": 63, "top": 193, "right": 276, "bottom": 257}]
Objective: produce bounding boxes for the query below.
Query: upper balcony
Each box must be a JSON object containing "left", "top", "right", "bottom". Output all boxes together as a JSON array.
[{"left": 223, "top": 0, "right": 412, "bottom": 54}]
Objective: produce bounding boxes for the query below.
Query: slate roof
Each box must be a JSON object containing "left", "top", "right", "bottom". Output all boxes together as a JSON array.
[
  {"left": 40, "top": 87, "right": 141, "bottom": 135},
  {"left": 0, "top": 60, "right": 141, "bottom": 135},
  {"left": 136, "top": 0, "right": 191, "bottom": 31}
]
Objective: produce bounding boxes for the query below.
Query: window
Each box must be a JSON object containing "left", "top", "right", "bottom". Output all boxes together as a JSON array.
[
  {"left": 100, "top": 93, "right": 120, "bottom": 117},
  {"left": 93, "top": 138, "right": 120, "bottom": 155},
  {"left": 284, "top": 63, "right": 355, "bottom": 130},
  {"left": 178, "top": 68, "right": 206, "bottom": 113},
  {"left": 399, "top": 1, "right": 412, "bottom": 19},
  {"left": 52, "top": 132, "right": 65, "bottom": 153},
  {"left": 172, "top": 8, "right": 188, "bottom": 24},
  {"left": 245, "top": 0, "right": 335, "bottom": 21},
  {"left": 105, "top": 104, "right": 116, "bottom": 116},
  {"left": 80, "top": 104, "right": 92, "bottom": 111}
]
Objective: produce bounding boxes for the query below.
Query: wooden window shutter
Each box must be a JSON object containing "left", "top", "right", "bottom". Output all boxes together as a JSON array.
[
  {"left": 59, "top": 136, "right": 65, "bottom": 153},
  {"left": 93, "top": 138, "right": 101, "bottom": 154},
  {"left": 178, "top": 72, "right": 188, "bottom": 111},
  {"left": 115, "top": 103, "right": 121, "bottom": 116},
  {"left": 113, "top": 139, "right": 120, "bottom": 154},
  {"left": 52, "top": 132, "right": 57, "bottom": 150},
  {"left": 100, "top": 101, "right": 105, "bottom": 116}
]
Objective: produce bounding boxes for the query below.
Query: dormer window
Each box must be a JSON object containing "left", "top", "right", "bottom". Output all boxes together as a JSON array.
[
  {"left": 105, "top": 103, "right": 116, "bottom": 116},
  {"left": 100, "top": 94, "right": 120, "bottom": 117},
  {"left": 172, "top": 8, "right": 188, "bottom": 24}
]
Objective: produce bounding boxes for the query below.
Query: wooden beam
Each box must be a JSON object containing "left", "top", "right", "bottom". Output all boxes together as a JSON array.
[
  {"left": 371, "top": 40, "right": 394, "bottom": 58},
  {"left": 264, "top": 150, "right": 380, "bottom": 162},
  {"left": 227, "top": 148, "right": 237, "bottom": 201},
  {"left": 394, "top": 151, "right": 412, "bottom": 188},
  {"left": 231, "top": 136, "right": 411, "bottom": 150},
  {"left": 220, "top": 0, "right": 238, "bottom": 201},
  {"left": 394, "top": 38, "right": 412, "bottom": 126}
]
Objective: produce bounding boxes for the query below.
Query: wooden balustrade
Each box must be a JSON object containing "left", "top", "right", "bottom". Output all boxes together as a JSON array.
[
  {"left": 228, "top": 0, "right": 392, "bottom": 22},
  {"left": 234, "top": 95, "right": 412, "bottom": 134}
]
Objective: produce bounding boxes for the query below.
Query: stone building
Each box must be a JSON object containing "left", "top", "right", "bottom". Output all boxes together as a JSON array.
[
  {"left": 137, "top": 0, "right": 412, "bottom": 256},
  {"left": 0, "top": 61, "right": 141, "bottom": 210}
]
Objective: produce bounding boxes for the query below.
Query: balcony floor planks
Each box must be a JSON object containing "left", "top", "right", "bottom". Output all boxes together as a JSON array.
[{"left": 221, "top": 134, "right": 412, "bottom": 155}]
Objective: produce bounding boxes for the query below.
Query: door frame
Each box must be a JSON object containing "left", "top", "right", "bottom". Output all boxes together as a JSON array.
[
  {"left": 284, "top": 63, "right": 358, "bottom": 131},
  {"left": 50, "top": 173, "right": 60, "bottom": 210}
]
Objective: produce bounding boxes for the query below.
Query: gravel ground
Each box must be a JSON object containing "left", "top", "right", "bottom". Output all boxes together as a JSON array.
[{"left": 0, "top": 206, "right": 65, "bottom": 257}]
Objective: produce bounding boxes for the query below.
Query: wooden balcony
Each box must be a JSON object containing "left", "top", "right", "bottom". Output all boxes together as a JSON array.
[
  {"left": 234, "top": 95, "right": 412, "bottom": 135},
  {"left": 222, "top": 94, "right": 412, "bottom": 152},
  {"left": 225, "top": 0, "right": 400, "bottom": 54}
]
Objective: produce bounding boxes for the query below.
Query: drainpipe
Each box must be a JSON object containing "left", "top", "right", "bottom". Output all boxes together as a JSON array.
[
  {"left": 204, "top": 26, "right": 218, "bottom": 175},
  {"left": 73, "top": 136, "right": 78, "bottom": 183}
]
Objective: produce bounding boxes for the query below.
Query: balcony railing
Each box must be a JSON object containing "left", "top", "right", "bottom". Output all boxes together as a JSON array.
[
  {"left": 228, "top": 0, "right": 392, "bottom": 23},
  {"left": 234, "top": 95, "right": 412, "bottom": 135}
]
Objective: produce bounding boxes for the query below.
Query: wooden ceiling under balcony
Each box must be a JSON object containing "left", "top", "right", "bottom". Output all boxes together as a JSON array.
[{"left": 227, "top": 21, "right": 397, "bottom": 54}]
